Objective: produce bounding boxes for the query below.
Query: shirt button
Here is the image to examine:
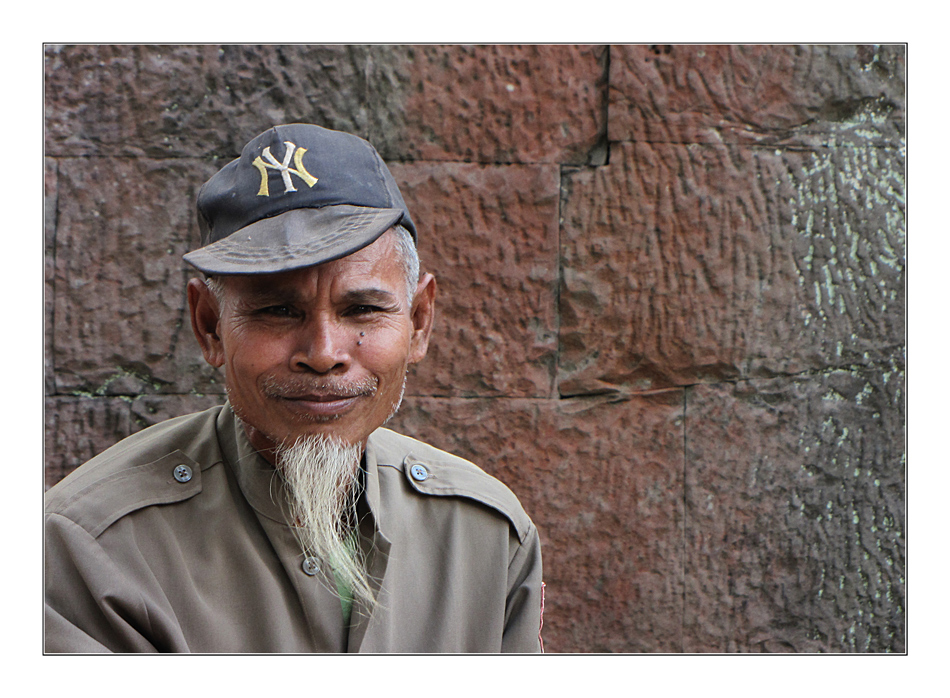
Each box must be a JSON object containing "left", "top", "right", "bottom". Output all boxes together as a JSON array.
[
  {"left": 301, "top": 557, "right": 319, "bottom": 576},
  {"left": 409, "top": 464, "right": 429, "bottom": 482},
  {"left": 173, "top": 464, "right": 193, "bottom": 483}
]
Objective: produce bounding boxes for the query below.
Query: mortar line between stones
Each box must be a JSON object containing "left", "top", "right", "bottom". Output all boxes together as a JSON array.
[
  {"left": 553, "top": 164, "right": 563, "bottom": 401},
  {"left": 49, "top": 157, "right": 59, "bottom": 398},
  {"left": 165, "top": 274, "right": 192, "bottom": 361},
  {"left": 602, "top": 45, "right": 611, "bottom": 167},
  {"left": 554, "top": 356, "right": 906, "bottom": 400},
  {"left": 599, "top": 138, "right": 903, "bottom": 154}
]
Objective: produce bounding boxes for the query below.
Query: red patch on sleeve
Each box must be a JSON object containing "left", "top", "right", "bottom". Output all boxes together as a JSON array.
[{"left": 539, "top": 581, "right": 545, "bottom": 653}]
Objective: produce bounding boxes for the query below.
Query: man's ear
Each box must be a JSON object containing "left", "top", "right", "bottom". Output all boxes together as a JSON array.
[
  {"left": 408, "top": 272, "right": 436, "bottom": 365},
  {"left": 188, "top": 278, "right": 226, "bottom": 368}
]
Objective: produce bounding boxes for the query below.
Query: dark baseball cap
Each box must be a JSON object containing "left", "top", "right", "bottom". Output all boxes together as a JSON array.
[{"left": 184, "top": 123, "right": 416, "bottom": 275}]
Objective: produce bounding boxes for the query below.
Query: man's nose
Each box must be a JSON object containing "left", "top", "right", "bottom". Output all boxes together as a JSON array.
[{"left": 290, "top": 315, "right": 351, "bottom": 374}]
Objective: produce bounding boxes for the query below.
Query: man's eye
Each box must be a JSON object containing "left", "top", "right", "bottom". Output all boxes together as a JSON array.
[
  {"left": 260, "top": 305, "right": 295, "bottom": 317},
  {"left": 348, "top": 304, "right": 382, "bottom": 316}
]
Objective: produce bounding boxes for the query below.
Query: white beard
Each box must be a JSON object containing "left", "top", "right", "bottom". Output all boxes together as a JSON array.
[
  {"left": 275, "top": 434, "right": 377, "bottom": 615},
  {"left": 245, "top": 371, "right": 411, "bottom": 617}
]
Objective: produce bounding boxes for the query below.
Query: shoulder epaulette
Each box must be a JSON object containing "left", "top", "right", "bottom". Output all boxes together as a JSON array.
[
  {"left": 45, "top": 406, "right": 224, "bottom": 537},
  {"left": 370, "top": 428, "right": 533, "bottom": 543}
]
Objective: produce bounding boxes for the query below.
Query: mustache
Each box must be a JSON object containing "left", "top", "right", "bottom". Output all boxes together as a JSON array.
[{"left": 260, "top": 374, "right": 379, "bottom": 399}]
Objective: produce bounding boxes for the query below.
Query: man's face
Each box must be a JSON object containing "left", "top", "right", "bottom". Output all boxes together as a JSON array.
[{"left": 189, "top": 230, "right": 435, "bottom": 456}]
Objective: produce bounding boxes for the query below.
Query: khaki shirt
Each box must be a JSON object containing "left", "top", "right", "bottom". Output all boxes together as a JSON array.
[{"left": 44, "top": 404, "right": 543, "bottom": 653}]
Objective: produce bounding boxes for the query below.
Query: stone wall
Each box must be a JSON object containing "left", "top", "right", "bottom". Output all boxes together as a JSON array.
[{"left": 44, "top": 44, "right": 905, "bottom": 653}]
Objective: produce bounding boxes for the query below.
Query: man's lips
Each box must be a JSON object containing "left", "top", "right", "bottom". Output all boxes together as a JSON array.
[
  {"left": 279, "top": 394, "right": 361, "bottom": 419},
  {"left": 284, "top": 392, "right": 362, "bottom": 402},
  {"left": 261, "top": 376, "right": 379, "bottom": 420}
]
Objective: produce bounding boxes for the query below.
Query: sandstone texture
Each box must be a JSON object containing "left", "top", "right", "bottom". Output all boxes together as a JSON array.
[
  {"left": 683, "top": 370, "right": 904, "bottom": 652},
  {"left": 45, "top": 157, "right": 57, "bottom": 396},
  {"left": 44, "top": 44, "right": 606, "bottom": 164},
  {"left": 51, "top": 156, "right": 221, "bottom": 396},
  {"left": 609, "top": 45, "right": 905, "bottom": 148},
  {"left": 45, "top": 44, "right": 905, "bottom": 653},
  {"left": 559, "top": 137, "right": 904, "bottom": 394},
  {"left": 391, "top": 161, "right": 560, "bottom": 397}
]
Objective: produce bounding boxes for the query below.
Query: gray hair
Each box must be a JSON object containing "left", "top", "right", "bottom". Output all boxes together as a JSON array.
[
  {"left": 391, "top": 224, "right": 420, "bottom": 304},
  {"left": 204, "top": 224, "right": 420, "bottom": 308},
  {"left": 204, "top": 274, "right": 225, "bottom": 306}
]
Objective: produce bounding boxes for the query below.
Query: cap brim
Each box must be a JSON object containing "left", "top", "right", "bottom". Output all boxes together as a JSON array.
[{"left": 183, "top": 205, "right": 403, "bottom": 275}]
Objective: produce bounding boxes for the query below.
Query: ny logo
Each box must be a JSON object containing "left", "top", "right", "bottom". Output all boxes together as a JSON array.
[{"left": 252, "top": 141, "right": 318, "bottom": 196}]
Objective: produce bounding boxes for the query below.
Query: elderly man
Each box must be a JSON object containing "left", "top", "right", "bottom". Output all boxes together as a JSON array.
[{"left": 44, "top": 124, "right": 544, "bottom": 653}]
